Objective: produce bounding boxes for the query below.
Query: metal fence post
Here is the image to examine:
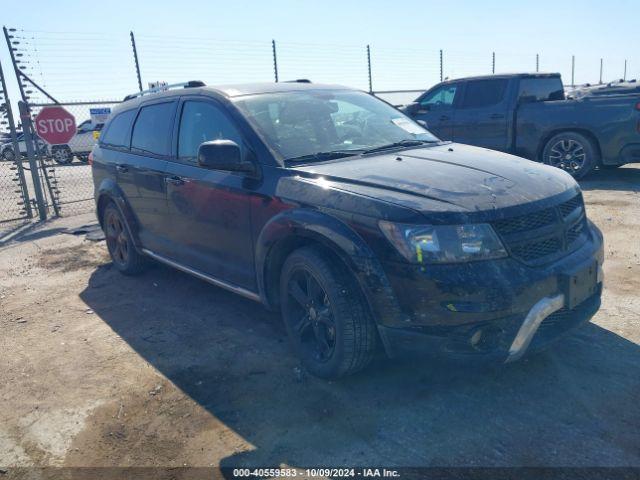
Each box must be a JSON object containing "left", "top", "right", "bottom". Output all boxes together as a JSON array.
[
  {"left": 624, "top": 59, "right": 627, "bottom": 81},
  {"left": 571, "top": 55, "right": 575, "bottom": 87},
  {"left": 17, "top": 101, "right": 47, "bottom": 221},
  {"left": 536, "top": 54, "right": 539, "bottom": 73},
  {"left": 0, "top": 58, "right": 32, "bottom": 218},
  {"left": 439, "top": 49, "right": 443, "bottom": 82},
  {"left": 366, "top": 45, "right": 373, "bottom": 93},
  {"left": 272, "top": 40, "right": 279, "bottom": 83},
  {"left": 492, "top": 51, "right": 495, "bottom": 74},
  {"left": 130, "top": 31, "right": 143, "bottom": 91},
  {"left": 599, "top": 58, "right": 603, "bottom": 84}
]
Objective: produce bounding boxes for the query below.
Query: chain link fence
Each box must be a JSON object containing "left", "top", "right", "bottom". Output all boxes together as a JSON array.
[
  {"left": 0, "top": 57, "right": 32, "bottom": 237},
  {"left": 1, "top": 26, "right": 638, "bottom": 222},
  {"left": 26, "top": 101, "right": 121, "bottom": 216},
  {"left": 0, "top": 142, "right": 31, "bottom": 233}
]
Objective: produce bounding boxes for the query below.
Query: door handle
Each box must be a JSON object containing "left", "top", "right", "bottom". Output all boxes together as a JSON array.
[
  {"left": 489, "top": 113, "right": 505, "bottom": 119},
  {"left": 439, "top": 115, "right": 450, "bottom": 121},
  {"left": 115, "top": 164, "right": 128, "bottom": 173},
  {"left": 165, "top": 175, "right": 185, "bottom": 186}
]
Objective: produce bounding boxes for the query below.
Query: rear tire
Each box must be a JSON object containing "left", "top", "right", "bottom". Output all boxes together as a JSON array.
[
  {"left": 280, "top": 246, "right": 376, "bottom": 378},
  {"left": 102, "top": 202, "right": 148, "bottom": 275},
  {"left": 51, "top": 145, "right": 73, "bottom": 165},
  {"left": 542, "top": 132, "right": 598, "bottom": 179}
]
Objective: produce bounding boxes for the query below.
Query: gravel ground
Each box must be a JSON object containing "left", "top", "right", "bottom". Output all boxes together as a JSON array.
[{"left": 1, "top": 166, "right": 639, "bottom": 472}]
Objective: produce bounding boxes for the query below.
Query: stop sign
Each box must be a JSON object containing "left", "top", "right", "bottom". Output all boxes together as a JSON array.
[{"left": 34, "top": 107, "right": 77, "bottom": 145}]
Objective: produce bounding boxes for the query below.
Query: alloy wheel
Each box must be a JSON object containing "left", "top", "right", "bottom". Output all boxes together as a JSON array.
[
  {"left": 285, "top": 268, "right": 337, "bottom": 363},
  {"left": 2, "top": 149, "right": 15, "bottom": 162},
  {"left": 53, "top": 148, "right": 72, "bottom": 164},
  {"left": 547, "top": 138, "right": 586, "bottom": 174},
  {"left": 105, "top": 210, "right": 129, "bottom": 266}
]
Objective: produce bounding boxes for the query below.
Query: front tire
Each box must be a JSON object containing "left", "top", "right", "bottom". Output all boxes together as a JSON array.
[
  {"left": 280, "top": 246, "right": 376, "bottom": 378},
  {"left": 103, "top": 203, "right": 148, "bottom": 275},
  {"left": 2, "top": 148, "right": 15, "bottom": 162},
  {"left": 542, "top": 132, "right": 598, "bottom": 179}
]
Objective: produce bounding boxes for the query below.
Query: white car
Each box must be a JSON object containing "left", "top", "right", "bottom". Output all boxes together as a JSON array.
[
  {"left": 49, "top": 120, "right": 104, "bottom": 164},
  {"left": 1, "top": 133, "right": 48, "bottom": 162}
]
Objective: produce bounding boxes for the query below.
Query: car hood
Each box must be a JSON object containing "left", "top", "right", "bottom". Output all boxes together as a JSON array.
[{"left": 291, "top": 143, "right": 579, "bottom": 214}]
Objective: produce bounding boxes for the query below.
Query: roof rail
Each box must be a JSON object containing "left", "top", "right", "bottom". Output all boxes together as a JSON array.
[
  {"left": 123, "top": 80, "right": 206, "bottom": 101},
  {"left": 283, "top": 79, "right": 311, "bottom": 83}
]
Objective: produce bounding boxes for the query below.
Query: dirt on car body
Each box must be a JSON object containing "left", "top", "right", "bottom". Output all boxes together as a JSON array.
[{"left": 0, "top": 167, "right": 639, "bottom": 470}]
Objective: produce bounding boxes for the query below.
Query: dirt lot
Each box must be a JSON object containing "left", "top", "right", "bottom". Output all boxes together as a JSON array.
[{"left": 1, "top": 166, "right": 639, "bottom": 472}]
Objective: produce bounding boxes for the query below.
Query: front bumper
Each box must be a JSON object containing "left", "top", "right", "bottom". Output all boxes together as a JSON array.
[
  {"left": 378, "top": 286, "right": 601, "bottom": 362},
  {"left": 376, "top": 222, "right": 604, "bottom": 362}
]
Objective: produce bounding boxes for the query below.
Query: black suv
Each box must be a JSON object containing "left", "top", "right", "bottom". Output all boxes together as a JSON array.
[{"left": 92, "top": 81, "right": 604, "bottom": 378}]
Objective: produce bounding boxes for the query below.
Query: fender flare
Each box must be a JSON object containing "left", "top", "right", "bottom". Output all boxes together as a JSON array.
[
  {"left": 95, "top": 178, "right": 142, "bottom": 249},
  {"left": 536, "top": 126, "right": 602, "bottom": 161},
  {"left": 255, "top": 208, "right": 405, "bottom": 331}
]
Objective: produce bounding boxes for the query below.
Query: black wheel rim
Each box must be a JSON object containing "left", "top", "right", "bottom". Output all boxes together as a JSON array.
[
  {"left": 105, "top": 210, "right": 129, "bottom": 266},
  {"left": 547, "top": 138, "right": 586, "bottom": 174},
  {"left": 285, "top": 268, "right": 337, "bottom": 363}
]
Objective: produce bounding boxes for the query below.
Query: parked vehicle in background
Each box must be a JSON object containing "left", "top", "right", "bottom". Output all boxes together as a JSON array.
[
  {"left": 92, "top": 81, "right": 603, "bottom": 379},
  {"left": 50, "top": 119, "right": 104, "bottom": 164},
  {"left": 1, "top": 132, "right": 48, "bottom": 161},
  {"left": 403, "top": 73, "right": 640, "bottom": 178},
  {"left": 566, "top": 79, "right": 640, "bottom": 99}
]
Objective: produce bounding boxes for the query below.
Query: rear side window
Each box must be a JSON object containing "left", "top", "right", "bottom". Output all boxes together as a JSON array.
[
  {"left": 461, "top": 79, "right": 508, "bottom": 108},
  {"left": 518, "top": 77, "right": 565, "bottom": 102},
  {"left": 100, "top": 110, "right": 136, "bottom": 148},
  {"left": 177, "top": 101, "right": 243, "bottom": 163},
  {"left": 131, "top": 102, "right": 176, "bottom": 156}
]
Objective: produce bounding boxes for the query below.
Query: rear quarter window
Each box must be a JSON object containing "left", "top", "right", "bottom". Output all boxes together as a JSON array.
[
  {"left": 518, "top": 77, "right": 565, "bottom": 102},
  {"left": 100, "top": 109, "right": 136, "bottom": 148}
]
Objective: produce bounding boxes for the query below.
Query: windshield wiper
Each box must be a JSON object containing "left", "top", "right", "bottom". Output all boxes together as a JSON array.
[
  {"left": 286, "top": 149, "right": 364, "bottom": 163},
  {"left": 362, "top": 139, "right": 436, "bottom": 155}
]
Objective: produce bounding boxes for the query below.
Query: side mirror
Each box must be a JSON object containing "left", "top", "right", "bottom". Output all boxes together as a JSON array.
[
  {"left": 404, "top": 102, "right": 420, "bottom": 115},
  {"left": 197, "top": 140, "right": 256, "bottom": 175}
]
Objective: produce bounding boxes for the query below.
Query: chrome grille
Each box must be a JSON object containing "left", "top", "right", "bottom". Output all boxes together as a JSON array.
[{"left": 492, "top": 195, "right": 588, "bottom": 264}]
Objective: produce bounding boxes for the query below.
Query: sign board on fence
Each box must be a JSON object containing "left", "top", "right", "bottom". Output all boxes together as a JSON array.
[
  {"left": 33, "top": 107, "right": 77, "bottom": 145},
  {"left": 89, "top": 107, "right": 111, "bottom": 124}
]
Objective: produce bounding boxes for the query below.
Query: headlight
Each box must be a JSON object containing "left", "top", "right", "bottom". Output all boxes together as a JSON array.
[{"left": 379, "top": 221, "right": 507, "bottom": 264}]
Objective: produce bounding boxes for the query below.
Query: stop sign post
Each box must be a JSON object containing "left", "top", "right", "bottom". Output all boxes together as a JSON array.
[{"left": 34, "top": 106, "right": 76, "bottom": 145}]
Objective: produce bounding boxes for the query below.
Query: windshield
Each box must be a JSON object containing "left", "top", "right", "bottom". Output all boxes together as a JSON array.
[{"left": 233, "top": 90, "right": 439, "bottom": 162}]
